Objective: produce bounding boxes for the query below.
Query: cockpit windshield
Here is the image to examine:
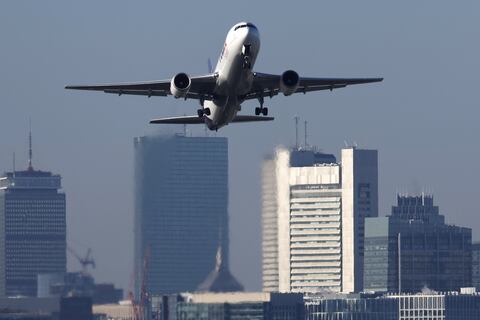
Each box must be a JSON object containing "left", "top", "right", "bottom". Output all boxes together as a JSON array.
[{"left": 234, "top": 23, "right": 257, "bottom": 31}]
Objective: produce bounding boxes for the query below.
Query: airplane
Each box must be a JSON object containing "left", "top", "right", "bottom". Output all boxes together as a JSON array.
[{"left": 66, "top": 22, "right": 383, "bottom": 131}]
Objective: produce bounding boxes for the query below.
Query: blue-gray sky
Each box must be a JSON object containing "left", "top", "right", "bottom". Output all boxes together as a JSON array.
[{"left": 1, "top": 1, "right": 479, "bottom": 291}]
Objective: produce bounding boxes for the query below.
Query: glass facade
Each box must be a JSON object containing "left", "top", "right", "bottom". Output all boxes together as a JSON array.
[
  {"left": 151, "top": 292, "right": 304, "bottom": 320},
  {"left": 472, "top": 242, "right": 480, "bottom": 291},
  {"left": 305, "top": 293, "right": 480, "bottom": 320},
  {"left": 134, "top": 135, "right": 229, "bottom": 295},
  {"left": 0, "top": 170, "right": 66, "bottom": 297},
  {"left": 364, "top": 195, "right": 472, "bottom": 293}
]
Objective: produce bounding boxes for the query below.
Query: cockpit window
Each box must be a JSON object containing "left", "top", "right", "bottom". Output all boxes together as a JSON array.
[{"left": 234, "top": 23, "right": 257, "bottom": 31}]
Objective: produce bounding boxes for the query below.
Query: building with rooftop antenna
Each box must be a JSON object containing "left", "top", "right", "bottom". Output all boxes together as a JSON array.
[
  {"left": 261, "top": 146, "right": 378, "bottom": 293},
  {"left": 364, "top": 194, "right": 472, "bottom": 293},
  {"left": 0, "top": 128, "right": 66, "bottom": 297}
]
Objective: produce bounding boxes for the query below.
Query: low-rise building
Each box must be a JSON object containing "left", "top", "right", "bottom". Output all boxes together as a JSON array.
[
  {"left": 305, "top": 290, "right": 480, "bottom": 320},
  {"left": 151, "top": 292, "right": 304, "bottom": 320}
]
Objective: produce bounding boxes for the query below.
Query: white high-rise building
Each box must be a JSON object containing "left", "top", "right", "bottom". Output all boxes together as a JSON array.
[{"left": 261, "top": 147, "right": 377, "bottom": 293}]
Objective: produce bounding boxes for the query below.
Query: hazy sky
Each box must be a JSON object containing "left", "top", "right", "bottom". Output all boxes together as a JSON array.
[{"left": 1, "top": 1, "right": 479, "bottom": 292}]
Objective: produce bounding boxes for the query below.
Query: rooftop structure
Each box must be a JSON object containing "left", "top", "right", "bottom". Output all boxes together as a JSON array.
[{"left": 197, "top": 245, "right": 244, "bottom": 293}]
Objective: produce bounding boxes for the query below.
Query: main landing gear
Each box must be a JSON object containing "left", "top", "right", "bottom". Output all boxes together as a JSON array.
[
  {"left": 255, "top": 97, "right": 268, "bottom": 116},
  {"left": 197, "top": 108, "right": 211, "bottom": 118}
]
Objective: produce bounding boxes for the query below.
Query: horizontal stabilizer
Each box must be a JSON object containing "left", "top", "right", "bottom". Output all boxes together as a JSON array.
[
  {"left": 150, "top": 116, "right": 204, "bottom": 124},
  {"left": 231, "top": 115, "right": 274, "bottom": 122},
  {"left": 149, "top": 115, "right": 274, "bottom": 125}
]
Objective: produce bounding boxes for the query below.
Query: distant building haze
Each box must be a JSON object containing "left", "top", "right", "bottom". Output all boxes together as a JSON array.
[{"left": 133, "top": 134, "right": 242, "bottom": 296}]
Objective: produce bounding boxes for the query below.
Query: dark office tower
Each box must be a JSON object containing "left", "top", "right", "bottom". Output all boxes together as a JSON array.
[
  {"left": 134, "top": 134, "right": 235, "bottom": 295},
  {"left": 0, "top": 132, "right": 66, "bottom": 297},
  {"left": 472, "top": 242, "right": 480, "bottom": 291},
  {"left": 364, "top": 194, "right": 472, "bottom": 293}
]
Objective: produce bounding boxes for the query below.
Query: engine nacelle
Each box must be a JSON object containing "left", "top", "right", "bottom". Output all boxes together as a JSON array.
[
  {"left": 279, "top": 70, "right": 300, "bottom": 96},
  {"left": 170, "top": 73, "right": 191, "bottom": 98}
]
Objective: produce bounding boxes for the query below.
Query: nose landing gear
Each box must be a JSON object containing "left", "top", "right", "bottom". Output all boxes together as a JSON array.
[{"left": 242, "top": 44, "right": 252, "bottom": 69}]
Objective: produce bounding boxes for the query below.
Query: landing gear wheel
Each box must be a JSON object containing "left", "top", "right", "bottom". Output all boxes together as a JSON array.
[
  {"left": 255, "top": 107, "right": 261, "bottom": 116},
  {"left": 197, "top": 109, "right": 204, "bottom": 118},
  {"left": 204, "top": 108, "right": 211, "bottom": 116},
  {"left": 262, "top": 108, "right": 268, "bottom": 116}
]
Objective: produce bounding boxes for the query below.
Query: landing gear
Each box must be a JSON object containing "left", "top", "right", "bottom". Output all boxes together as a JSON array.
[
  {"left": 242, "top": 44, "right": 252, "bottom": 69},
  {"left": 242, "top": 55, "right": 251, "bottom": 69},
  {"left": 197, "top": 108, "right": 211, "bottom": 118},
  {"left": 255, "top": 107, "right": 268, "bottom": 116},
  {"left": 255, "top": 96, "right": 268, "bottom": 116}
]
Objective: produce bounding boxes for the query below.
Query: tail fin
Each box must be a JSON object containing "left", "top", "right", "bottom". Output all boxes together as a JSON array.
[{"left": 207, "top": 58, "right": 214, "bottom": 73}]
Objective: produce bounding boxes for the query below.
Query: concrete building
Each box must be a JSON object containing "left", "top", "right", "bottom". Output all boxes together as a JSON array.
[
  {"left": 0, "top": 133, "right": 66, "bottom": 297},
  {"left": 472, "top": 242, "right": 480, "bottom": 292},
  {"left": 262, "top": 147, "right": 378, "bottom": 293},
  {"left": 134, "top": 134, "right": 239, "bottom": 296},
  {"left": 150, "top": 292, "right": 304, "bottom": 320},
  {"left": 364, "top": 195, "right": 472, "bottom": 293},
  {"left": 305, "top": 290, "right": 480, "bottom": 320}
]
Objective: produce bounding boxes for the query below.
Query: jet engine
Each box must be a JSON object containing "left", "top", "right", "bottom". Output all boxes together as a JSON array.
[
  {"left": 170, "top": 73, "right": 191, "bottom": 98},
  {"left": 279, "top": 70, "right": 300, "bottom": 96}
]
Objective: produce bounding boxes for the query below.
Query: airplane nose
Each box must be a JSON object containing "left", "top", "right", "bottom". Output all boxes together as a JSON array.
[{"left": 244, "top": 27, "right": 257, "bottom": 44}]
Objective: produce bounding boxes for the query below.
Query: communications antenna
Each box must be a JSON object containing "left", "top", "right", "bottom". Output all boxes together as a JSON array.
[
  {"left": 304, "top": 120, "right": 308, "bottom": 148},
  {"left": 28, "top": 119, "right": 33, "bottom": 171},
  {"left": 294, "top": 115, "right": 299, "bottom": 150},
  {"left": 12, "top": 152, "right": 16, "bottom": 177}
]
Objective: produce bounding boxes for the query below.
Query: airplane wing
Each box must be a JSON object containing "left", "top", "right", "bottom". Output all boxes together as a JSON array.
[
  {"left": 244, "top": 72, "right": 383, "bottom": 100},
  {"left": 65, "top": 74, "right": 217, "bottom": 100},
  {"left": 149, "top": 115, "right": 274, "bottom": 124}
]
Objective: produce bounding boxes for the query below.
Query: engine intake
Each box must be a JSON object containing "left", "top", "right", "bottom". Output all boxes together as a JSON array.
[
  {"left": 170, "top": 73, "right": 191, "bottom": 98},
  {"left": 280, "top": 70, "right": 299, "bottom": 96}
]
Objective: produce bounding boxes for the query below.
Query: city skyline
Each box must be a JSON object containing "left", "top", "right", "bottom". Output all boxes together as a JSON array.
[{"left": 1, "top": 1, "right": 479, "bottom": 293}]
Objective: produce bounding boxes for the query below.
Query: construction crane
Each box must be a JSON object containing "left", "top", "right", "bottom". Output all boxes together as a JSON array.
[
  {"left": 129, "top": 246, "right": 150, "bottom": 320},
  {"left": 67, "top": 246, "right": 96, "bottom": 274}
]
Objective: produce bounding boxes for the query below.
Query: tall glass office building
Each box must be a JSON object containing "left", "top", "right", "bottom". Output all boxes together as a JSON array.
[
  {"left": 134, "top": 134, "right": 230, "bottom": 295},
  {"left": 364, "top": 195, "right": 472, "bottom": 293},
  {"left": 0, "top": 166, "right": 66, "bottom": 297}
]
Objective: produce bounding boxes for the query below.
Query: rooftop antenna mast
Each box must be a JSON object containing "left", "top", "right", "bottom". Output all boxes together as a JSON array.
[
  {"left": 28, "top": 119, "right": 33, "bottom": 171},
  {"left": 294, "top": 115, "right": 299, "bottom": 150},
  {"left": 13, "top": 152, "right": 16, "bottom": 177},
  {"left": 304, "top": 120, "right": 308, "bottom": 149}
]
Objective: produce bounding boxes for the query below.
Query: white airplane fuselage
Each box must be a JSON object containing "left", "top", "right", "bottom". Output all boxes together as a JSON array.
[{"left": 203, "top": 22, "right": 260, "bottom": 130}]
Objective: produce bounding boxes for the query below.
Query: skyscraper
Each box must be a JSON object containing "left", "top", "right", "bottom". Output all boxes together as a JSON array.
[
  {"left": 364, "top": 194, "right": 472, "bottom": 293},
  {"left": 261, "top": 147, "right": 378, "bottom": 293},
  {"left": 0, "top": 132, "right": 66, "bottom": 297},
  {"left": 134, "top": 134, "right": 238, "bottom": 295},
  {"left": 472, "top": 242, "right": 480, "bottom": 291}
]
